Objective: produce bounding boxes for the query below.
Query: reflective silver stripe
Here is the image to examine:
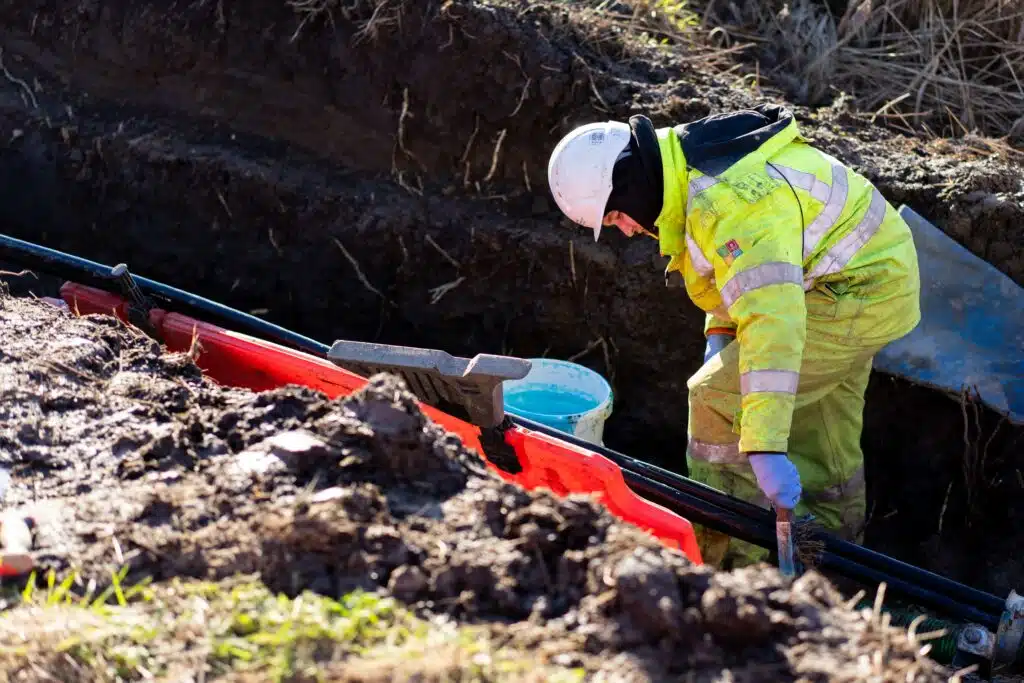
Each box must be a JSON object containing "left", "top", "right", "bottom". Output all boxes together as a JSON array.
[
  {"left": 804, "top": 466, "right": 866, "bottom": 504},
  {"left": 689, "top": 175, "right": 720, "bottom": 195},
  {"left": 720, "top": 262, "right": 803, "bottom": 308},
  {"left": 688, "top": 437, "right": 744, "bottom": 464},
  {"left": 802, "top": 165, "right": 849, "bottom": 261},
  {"left": 766, "top": 162, "right": 849, "bottom": 261},
  {"left": 766, "top": 164, "right": 831, "bottom": 204},
  {"left": 686, "top": 233, "right": 714, "bottom": 277},
  {"left": 805, "top": 189, "right": 887, "bottom": 284},
  {"left": 740, "top": 369, "right": 799, "bottom": 395},
  {"left": 683, "top": 174, "right": 718, "bottom": 280},
  {"left": 686, "top": 175, "right": 720, "bottom": 215}
]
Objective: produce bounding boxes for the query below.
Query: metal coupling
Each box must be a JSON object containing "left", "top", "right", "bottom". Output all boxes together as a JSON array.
[
  {"left": 994, "top": 590, "right": 1024, "bottom": 674},
  {"left": 953, "top": 623, "right": 995, "bottom": 679}
]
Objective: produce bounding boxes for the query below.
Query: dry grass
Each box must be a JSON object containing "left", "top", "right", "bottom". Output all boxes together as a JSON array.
[
  {"left": 688, "top": 0, "right": 1024, "bottom": 142},
  {"left": 584, "top": 0, "right": 760, "bottom": 71}
]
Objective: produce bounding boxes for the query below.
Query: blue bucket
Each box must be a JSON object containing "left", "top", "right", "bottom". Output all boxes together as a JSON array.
[{"left": 502, "top": 358, "right": 614, "bottom": 445}]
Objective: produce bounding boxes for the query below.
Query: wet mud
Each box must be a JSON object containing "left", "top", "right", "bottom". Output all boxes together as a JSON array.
[
  {"left": 0, "top": 289, "right": 951, "bottom": 681},
  {"left": 0, "top": 0, "right": 1020, "bottom": 600}
]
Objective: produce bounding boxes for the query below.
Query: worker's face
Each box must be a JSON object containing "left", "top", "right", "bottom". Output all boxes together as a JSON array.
[{"left": 602, "top": 212, "right": 656, "bottom": 239}]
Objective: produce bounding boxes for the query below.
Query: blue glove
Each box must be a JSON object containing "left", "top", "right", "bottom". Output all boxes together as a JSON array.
[
  {"left": 748, "top": 452, "right": 802, "bottom": 509},
  {"left": 703, "top": 333, "right": 733, "bottom": 364}
]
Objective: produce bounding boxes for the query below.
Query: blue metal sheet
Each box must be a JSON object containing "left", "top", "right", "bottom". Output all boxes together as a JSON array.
[{"left": 873, "top": 205, "right": 1023, "bottom": 424}]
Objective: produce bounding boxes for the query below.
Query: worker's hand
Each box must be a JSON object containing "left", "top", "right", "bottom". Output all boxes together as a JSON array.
[
  {"left": 703, "top": 333, "right": 733, "bottom": 364},
  {"left": 748, "top": 452, "right": 802, "bottom": 510}
]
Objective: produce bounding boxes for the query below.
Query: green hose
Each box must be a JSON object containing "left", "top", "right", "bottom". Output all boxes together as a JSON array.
[{"left": 854, "top": 599, "right": 961, "bottom": 664}]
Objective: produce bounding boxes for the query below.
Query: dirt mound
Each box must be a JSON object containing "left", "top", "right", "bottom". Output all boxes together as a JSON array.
[
  {"left": 0, "top": 0, "right": 1020, "bottom": 599},
  {"left": 0, "top": 289, "right": 952, "bottom": 681}
]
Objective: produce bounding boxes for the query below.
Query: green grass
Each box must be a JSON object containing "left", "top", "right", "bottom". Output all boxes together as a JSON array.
[{"left": 0, "top": 568, "right": 586, "bottom": 682}]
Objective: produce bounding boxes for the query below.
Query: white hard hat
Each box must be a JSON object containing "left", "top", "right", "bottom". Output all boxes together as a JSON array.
[{"left": 547, "top": 121, "right": 632, "bottom": 241}]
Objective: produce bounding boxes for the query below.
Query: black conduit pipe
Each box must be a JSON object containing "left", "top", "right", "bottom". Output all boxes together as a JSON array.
[
  {"left": 520, "top": 418, "right": 1007, "bottom": 618},
  {"left": 617, "top": 468, "right": 1001, "bottom": 631},
  {"left": 0, "top": 232, "right": 1006, "bottom": 631},
  {"left": 0, "top": 233, "right": 326, "bottom": 355}
]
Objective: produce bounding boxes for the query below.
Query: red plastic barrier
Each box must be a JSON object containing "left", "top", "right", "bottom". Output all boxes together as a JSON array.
[
  {"left": 504, "top": 428, "right": 704, "bottom": 561},
  {"left": 60, "top": 282, "right": 702, "bottom": 563}
]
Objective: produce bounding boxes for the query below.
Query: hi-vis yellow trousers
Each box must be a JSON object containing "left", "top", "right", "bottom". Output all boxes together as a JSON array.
[{"left": 685, "top": 276, "right": 915, "bottom": 569}]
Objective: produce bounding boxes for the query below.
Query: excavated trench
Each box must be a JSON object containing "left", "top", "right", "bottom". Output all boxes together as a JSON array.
[{"left": 0, "top": 0, "right": 1021, "bottom": 598}]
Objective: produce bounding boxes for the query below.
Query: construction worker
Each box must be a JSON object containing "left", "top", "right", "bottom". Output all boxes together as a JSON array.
[{"left": 546, "top": 104, "right": 921, "bottom": 568}]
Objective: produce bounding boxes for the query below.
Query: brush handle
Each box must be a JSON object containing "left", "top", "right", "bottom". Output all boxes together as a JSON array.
[{"left": 776, "top": 507, "right": 796, "bottom": 578}]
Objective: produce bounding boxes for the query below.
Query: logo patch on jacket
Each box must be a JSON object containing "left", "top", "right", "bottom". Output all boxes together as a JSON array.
[
  {"left": 730, "top": 173, "right": 779, "bottom": 203},
  {"left": 716, "top": 239, "right": 743, "bottom": 265}
]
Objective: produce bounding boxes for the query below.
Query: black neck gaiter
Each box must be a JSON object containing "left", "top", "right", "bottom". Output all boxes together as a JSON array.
[{"left": 603, "top": 116, "right": 664, "bottom": 232}]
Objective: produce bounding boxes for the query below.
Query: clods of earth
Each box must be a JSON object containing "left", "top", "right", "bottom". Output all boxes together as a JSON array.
[
  {"left": 0, "top": 0, "right": 1020, "bottom": 598},
  {"left": 0, "top": 289, "right": 957, "bottom": 681}
]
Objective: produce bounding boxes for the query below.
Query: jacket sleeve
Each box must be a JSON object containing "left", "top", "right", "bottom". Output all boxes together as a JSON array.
[{"left": 710, "top": 214, "right": 806, "bottom": 454}]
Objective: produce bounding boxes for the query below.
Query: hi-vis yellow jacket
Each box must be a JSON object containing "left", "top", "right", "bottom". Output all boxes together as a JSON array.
[{"left": 653, "top": 105, "right": 920, "bottom": 454}]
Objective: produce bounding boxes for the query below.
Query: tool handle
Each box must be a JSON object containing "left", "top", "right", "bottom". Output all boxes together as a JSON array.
[{"left": 776, "top": 507, "right": 796, "bottom": 578}]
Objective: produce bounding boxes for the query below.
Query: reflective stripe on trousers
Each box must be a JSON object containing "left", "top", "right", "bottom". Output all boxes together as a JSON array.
[
  {"left": 803, "top": 465, "right": 866, "bottom": 504},
  {"left": 688, "top": 438, "right": 743, "bottom": 464},
  {"left": 685, "top": 443, "right": 867, "bottom": 506}
]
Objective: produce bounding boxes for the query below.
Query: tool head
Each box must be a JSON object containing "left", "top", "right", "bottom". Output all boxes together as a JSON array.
[{"left": 326, "top": 340, "right": 532, "bottom": 428}]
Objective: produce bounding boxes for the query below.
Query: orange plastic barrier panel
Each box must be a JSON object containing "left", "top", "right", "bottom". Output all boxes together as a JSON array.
[
  {"left": 503, "top": 428, "right": 703, "bottom": 560},
  {"left": 60, "top": 282, "right": 702, "bottom": 563},
  {"left": 57, "top": 284, "right": 489, "bottom": 450}
]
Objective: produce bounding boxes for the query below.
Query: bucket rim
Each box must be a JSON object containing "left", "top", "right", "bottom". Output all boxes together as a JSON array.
[{"left": 502, "top": 357, "right": 613, "bottom": 420}]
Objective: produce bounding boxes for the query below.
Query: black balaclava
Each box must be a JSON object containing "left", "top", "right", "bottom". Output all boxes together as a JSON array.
[{"left": 603, "top": 115, "right": 664, "bottom": 233}]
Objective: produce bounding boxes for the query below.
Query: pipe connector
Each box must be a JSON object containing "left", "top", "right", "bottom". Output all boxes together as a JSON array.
[
  {"left": 994, "top": 590, "right": 1024, "bottom": 674},
  {"left": 953, "top": 623, "right": 995, "bottom": 678},
  {"left": 950, "top": 591, "right": 1024, "bottom": 680}
]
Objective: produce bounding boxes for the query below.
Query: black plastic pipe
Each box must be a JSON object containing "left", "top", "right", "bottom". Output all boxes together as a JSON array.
[
  {"left": 515, "top": 414, "right": 1008, "bottom": 618},
  {"left": 0, "top": 233, "right": 326, "bottom": 356},
  {"left": 0, "top": 231, "right": 1006, "bottom": 630},
  {"left": 617, "top": 467, "right": 1001, "bottom": 631}
]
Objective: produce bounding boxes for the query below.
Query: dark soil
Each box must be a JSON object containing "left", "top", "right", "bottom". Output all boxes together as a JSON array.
[
  {"left": 0, "top": 289, "right": 950, "bottom": 681},
  {"left": 0, "top": 0, "right": 1020, "bottom": 600}
]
